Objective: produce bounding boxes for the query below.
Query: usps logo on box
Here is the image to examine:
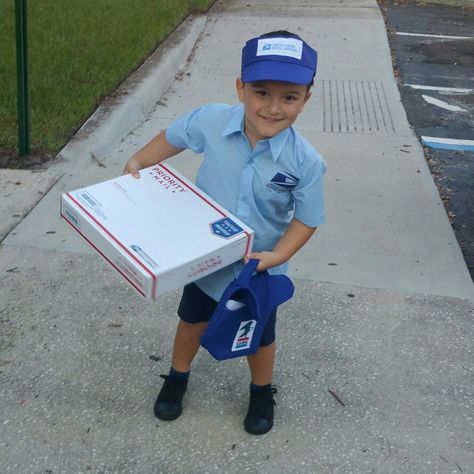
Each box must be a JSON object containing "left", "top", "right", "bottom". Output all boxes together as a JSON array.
[{"left": 210, "top": 218, "right": 244, "bottom": 239}]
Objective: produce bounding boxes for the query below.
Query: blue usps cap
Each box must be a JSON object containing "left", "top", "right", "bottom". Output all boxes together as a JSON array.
[{"left": 241, "top": 33, "right": 318, "bottom": 85}]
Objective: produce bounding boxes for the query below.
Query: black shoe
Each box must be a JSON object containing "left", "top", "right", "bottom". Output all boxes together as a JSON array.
[
  {"left": 244, "top": 387, "right": 277, "bottom": 435},
  {"left": 154, "top": 374, "right": 188, "bottom": 421}
]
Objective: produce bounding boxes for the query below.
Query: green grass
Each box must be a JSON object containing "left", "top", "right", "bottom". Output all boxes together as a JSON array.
[{"left": 0, "top": 0, "right": 214, "bottom": 155}]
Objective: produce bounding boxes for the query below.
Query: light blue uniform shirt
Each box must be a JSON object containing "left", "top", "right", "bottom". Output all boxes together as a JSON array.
[{"left": 166, "top": 103, "right": 327, "bottom": 301}]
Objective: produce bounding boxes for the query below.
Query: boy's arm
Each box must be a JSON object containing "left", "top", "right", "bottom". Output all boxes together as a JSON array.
[
  {"left": 123, "top": 130, "right": 184, "bottom": 178},
  {"left": 245, "top": 218, "right": 317, "bottom": 272}
]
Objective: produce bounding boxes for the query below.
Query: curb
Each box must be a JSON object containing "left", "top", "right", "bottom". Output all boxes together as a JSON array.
[
  {"left": 57, "top": 15, "right": 208, "bottom": 163},
  {"left": 0, "top": 168, "right": 62, "bottom": 243},
  {"left": 424, "top": 0, "right": 474, "bottom": 6}
]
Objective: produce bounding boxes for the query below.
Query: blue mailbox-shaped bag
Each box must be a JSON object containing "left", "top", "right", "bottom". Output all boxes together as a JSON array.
[{"left": 200, "top": 259, "right": 294, "bottom": 361}]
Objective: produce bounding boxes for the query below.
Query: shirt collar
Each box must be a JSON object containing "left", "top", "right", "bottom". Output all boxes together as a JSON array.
[
  {"left": 222, "top": 105, "right": 291, "bottom": 162},
  {"left": 268, "top": 127, "right": 290, "bottom": 162},
  {"left": 222, "top": 105, "right": 245, "bottom": 136}
]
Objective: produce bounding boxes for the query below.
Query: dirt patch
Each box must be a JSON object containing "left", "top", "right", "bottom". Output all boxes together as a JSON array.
[{"left": 0, "top": 148, "right": 55, "bottom": 171}]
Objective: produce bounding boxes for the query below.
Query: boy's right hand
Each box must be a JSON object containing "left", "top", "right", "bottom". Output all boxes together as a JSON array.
[{"left": 122, "top": 157, "right": 143, "bottom": 179}]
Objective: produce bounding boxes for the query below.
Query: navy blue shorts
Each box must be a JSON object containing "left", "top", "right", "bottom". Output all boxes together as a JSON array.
[{"left": 178, "top": 283, "right": 277, "bottom": 347}]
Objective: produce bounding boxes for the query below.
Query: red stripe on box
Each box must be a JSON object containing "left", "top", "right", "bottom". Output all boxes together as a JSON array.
[
  {"left": 65, "top": 193, "right": 158, "bottom": 297},
  {"left": 244, "top": 234, "right": 252, "bottom": 255},
  {"left": 159, "top": 164, "right": 253, "bottom": 256},
  {"left": 61, "top": 214, "right": 147, "bottom": 298},
  {"left": 159, "top": 163, "right": 227, "bottom": 216},
  {"left": 66, "top": 192, "right": 156, "bottom": 269}
]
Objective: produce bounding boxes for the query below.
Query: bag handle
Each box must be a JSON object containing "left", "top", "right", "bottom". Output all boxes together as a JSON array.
[{"left": 236, "top": 259, "right": 260, "bottom": 285}]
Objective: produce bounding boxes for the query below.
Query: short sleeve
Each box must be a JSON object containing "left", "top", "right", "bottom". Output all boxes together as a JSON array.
[
  {"left": 165, "top": 106, "right": 207, "bottom": 153},
  {"left": 292, "top": 153, "right": 327, "bottom": 228}
]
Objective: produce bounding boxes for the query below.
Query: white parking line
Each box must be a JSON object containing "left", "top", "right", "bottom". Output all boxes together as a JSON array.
[
  {"left": 421, "top": 136, "right": 474, "bottom": 152},
  {"left": 421, "top": 94, "right": 467, "bottom": 112},
  {"left": 396, "top": 32, "right": 474, "bottom": 40},
  {"left": 405, "top": 84, "right": 473, "bottom": 94}
]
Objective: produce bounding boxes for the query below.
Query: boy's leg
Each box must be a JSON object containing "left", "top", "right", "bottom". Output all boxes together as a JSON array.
[
  {"left": 172, "top": 320, "right": 208, "bottom": 372},
  {"left": 155, "top": 283, "right": 216, "bottom": 421},
  {"left": 244, "top": 309, "right": 278, "bottom": 435},
  {"left": 154, "top": 321, "right": 207, "bottom": 421},
  {"left": 246, "top": 341, "right": 276, "bottom": 385},
  {"left": 244, "top": 341, "right": 277, "bottom": 435}
]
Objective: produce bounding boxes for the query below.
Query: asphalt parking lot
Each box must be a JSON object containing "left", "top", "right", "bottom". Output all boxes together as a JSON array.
[{"left": 379, "top": 0, "right": 474, "bottom": 280}]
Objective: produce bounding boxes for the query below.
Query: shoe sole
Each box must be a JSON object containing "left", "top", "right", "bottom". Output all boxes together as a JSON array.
[{"left": 244, "top": 419, "right": 273, "bottom": 435}]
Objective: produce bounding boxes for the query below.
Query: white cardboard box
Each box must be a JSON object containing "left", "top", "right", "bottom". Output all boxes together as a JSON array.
[{"left": 61, "top": 164, "right": 254, "bottom": 299}]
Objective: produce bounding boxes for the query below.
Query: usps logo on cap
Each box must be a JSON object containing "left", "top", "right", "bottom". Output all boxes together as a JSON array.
[{"left": 257, "top": 38, "right": 303, "bottom": 60}]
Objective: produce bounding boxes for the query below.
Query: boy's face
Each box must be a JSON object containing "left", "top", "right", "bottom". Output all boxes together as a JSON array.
[{"left": 236, "top": 78, "right": 311, "bottom": 147}]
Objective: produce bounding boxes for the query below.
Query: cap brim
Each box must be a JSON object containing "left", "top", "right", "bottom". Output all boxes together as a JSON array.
[{"left": 242, "top": 61, "right": 314, "bottom": 85}]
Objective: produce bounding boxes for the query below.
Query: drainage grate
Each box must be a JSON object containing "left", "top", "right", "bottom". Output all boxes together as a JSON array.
[{"left": 319, "top": 80, "right": 397, "bottom": 135}]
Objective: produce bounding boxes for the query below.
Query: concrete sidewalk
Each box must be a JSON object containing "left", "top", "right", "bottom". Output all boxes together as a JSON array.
[{"left": 1, "top": 1, "right": 473, "bottom": 472}]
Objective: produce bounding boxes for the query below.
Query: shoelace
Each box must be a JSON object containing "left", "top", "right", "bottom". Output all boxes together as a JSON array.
[
  {"left": 248, "top": 387, "right": 278, "bottom": 417},
  {"left": 158, "top": 374, "right": 187, "bottom": 401}
]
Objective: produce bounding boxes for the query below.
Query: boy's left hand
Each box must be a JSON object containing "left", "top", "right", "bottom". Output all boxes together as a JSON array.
[
  {"left": 244, "top": 251, "right": 282, "bottom": 272},
  {"left": 244, "top": 219, "right": 316, "bottom": 272}
]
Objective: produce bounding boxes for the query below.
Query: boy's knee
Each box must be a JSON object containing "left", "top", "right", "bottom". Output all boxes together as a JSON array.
[
  {"left": 178, "top": 283, "right": 217, "bottom": 324},
  {"left": 178, "top": 319, "right": 208, "bottom": 333}
]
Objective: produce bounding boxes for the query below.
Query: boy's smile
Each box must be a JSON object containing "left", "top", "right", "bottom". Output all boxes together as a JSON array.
[{"left": 236, "top": 79, "right": 311, "bottom": 148}]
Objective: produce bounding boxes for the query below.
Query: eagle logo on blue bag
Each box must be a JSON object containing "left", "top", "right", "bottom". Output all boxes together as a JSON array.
[
  {"left": 232, "top": 320, "right": 257, "bottom": 351},
  {"left": 199, "top": 259, "right": 294, "bottom": 361}
]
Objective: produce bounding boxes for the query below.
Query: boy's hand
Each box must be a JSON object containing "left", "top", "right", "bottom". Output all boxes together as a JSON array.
[
  {"left": 244, "top": 251, "right": 282, "bottom": 272},
  {"left": 244, "top": 219, "right": 317, "bottom": 272},
  {"left": 121, "top": 130, "right": 184, "bottom": 178},
  {"left": 122, "top": 158, "right": 143, "bottom": 178}
]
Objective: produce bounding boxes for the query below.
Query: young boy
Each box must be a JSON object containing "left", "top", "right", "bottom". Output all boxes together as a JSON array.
[{"left": 123, "top": 31, "right": 326, "bottom": 435}]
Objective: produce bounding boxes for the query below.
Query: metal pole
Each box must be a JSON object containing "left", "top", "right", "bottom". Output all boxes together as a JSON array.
[{"left": 15, "top": 0, "right": 30, "bottom": 157}]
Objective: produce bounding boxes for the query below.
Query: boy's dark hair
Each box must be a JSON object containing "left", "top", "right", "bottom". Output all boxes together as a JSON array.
[{"left": 259, "top": 30, "right": 315, "bottom": 89}]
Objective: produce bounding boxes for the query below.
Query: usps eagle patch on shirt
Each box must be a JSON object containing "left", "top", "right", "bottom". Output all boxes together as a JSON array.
[
  {"left": 266, "top": 171, "right": 299, "bottom": 193},
  {"left": 256, "top": 38, "right": 303, "bottom": 59}
]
